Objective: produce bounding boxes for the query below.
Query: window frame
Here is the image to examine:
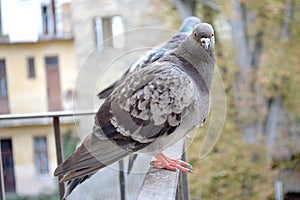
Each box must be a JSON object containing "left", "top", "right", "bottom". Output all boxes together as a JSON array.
[
  {"left": 94, "top": 15, "right": 124, "bottom": 48},
  {"left": 0, "top": 59, "right": 8, "bottom": 98},
  {"left": 34, "top": 136, "right": 49, "bottom": 174},
  {"left": 27, "top": 57, "right": 36, "bottom": 79}
]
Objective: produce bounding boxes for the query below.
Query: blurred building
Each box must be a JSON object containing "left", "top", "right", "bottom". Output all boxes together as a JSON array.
[
  {"left": 0, "top": 0, "right": 182, "bottom": 198},
  {"left": 0, "top": 0, "right": 77, "bottom": 196}
]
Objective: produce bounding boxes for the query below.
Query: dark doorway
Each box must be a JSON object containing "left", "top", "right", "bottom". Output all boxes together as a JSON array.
[
  {"left": 45, "top": 56, "right": 62, "bottom": 111},
  {"left": 1, "top": 139, "right": 16, "bottom": 193},
  {"left": 285, "top": 192, "right": 300, "bottom": 200}
]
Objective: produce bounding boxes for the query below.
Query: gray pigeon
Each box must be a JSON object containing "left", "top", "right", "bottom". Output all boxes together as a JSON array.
[
  {"left": 54, "top": 22, "right": 215, "bottom": 198},
  {"left": 62, "top": 17, "right": 201, "bottom": 198},
  {"left": 97, "top": 16, "right": 201, "bottom": 99},
  {"left": 98, "top": 16, "right": 201, "bottom": 178}
]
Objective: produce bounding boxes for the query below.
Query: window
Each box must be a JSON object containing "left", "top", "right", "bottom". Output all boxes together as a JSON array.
[
  {"left": 94, "top": 15, "right": 124, "bottom": 48},
  {"left": 45, "top": 56, "right": 58, "bottom": 66},
  {"left": 27, "top": 57, "right": 35, "bottom": 78},
  {"left": 42, "top": 5, "right": 49, "bottom": 35},
  {"left": 0, "top": 59, "right": 9, "bottom": 113},
  {"left": 41, "top": 1, "right": 56, "bottom": 35},
  {"left": 34, "top": 137, "right": 49, "bottom": 174},
  {"left": 0, "top": 60, "right": 8, "bottom": 98}
]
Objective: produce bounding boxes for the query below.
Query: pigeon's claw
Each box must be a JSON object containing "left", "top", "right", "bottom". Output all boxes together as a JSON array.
[
  {"left": 185, "top": 134, "right": 192, "bottom": 140},
  {"left": 150, "top": 153, "right": 193, "bottom": 173}
]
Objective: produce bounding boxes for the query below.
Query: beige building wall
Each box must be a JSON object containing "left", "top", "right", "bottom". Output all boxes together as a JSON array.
[
  {"left": 0, "top": 121, "right": 77, "bottom": 195},
  {"left": 0, "top": 39, "right": 77, "bottom": 114},
  {"left": 0, "top": 38, "right": 79, "bottom": 195},
  {"left": 0, "top": 1, "right": 79, "bottom": 197}
]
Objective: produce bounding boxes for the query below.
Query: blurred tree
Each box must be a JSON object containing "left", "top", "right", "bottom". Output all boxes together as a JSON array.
[
  {"left": 263, "top": 0, "right": 295, "bottom": 157},
  {"left": 62, "top": 131, "right": 80, "bottom": 159},
  {"left": 166, "top": 0, "right": 300, "bottom": 198},
  {"left": 173, "top": 0, "right": 197, "bottom": 19},
  {"left": 188, "top": 124, "right": 276, "bottom": 200},
  {"left": 230, "top": 0, "right": 300, "bottom": 150},
  {"left": 196, "top": 0, "right": 299, "bottom": 150},
  {"left": 229, "top": 0, "right": 263, "bottom": 142}
]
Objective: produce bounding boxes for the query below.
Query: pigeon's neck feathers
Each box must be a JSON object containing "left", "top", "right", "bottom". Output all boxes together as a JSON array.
[
  {"left": 172, "top": 38, "right": 215, "bottom": 89},
  {"left": 179, "top": 25, "right": 193, "bottom": 33},
  {"left": 181, "top": 35, "right": 215, "bottom": 62}
]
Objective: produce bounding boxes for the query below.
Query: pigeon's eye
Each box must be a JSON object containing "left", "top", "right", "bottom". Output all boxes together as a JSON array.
[
  {"left": 211, "top": 33, "right": 214, "bottom": 37},
  {"left": 193, "top": 31, "right": 197, "bottom": 38}
]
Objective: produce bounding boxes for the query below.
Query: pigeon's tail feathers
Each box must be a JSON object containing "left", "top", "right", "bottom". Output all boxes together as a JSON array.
[
  {"left": 127, "top": 154, "right": 138, "bottom": 175},
  {"left": 54, "top": 132, "right": 132, "bottom": 182},
  {"left": 178, "top": 16, "right": 201, "bottom": 33},
  {"left": 64, "top": 174, "right": 92, "bottom": 198},
  {"left": 97, "top": 81, "right": 117, "bottom": 99}
]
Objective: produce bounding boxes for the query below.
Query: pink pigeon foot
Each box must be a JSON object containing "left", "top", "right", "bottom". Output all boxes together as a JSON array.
[
  {"left": 150, "top": 153, "right": 193, "bottom": 173},
  {"left": 185, "top": 134, "right": 192, "bottom": 140}
]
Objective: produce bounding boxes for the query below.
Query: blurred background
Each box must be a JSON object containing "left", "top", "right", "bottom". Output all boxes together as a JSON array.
[{"left": 0, "top": 0, "right": 299, "bottom": 199}]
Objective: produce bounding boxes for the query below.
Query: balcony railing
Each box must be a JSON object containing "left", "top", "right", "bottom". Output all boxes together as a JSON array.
[{"left": 0, "top": 111, "right": 189, "bottom": 200}]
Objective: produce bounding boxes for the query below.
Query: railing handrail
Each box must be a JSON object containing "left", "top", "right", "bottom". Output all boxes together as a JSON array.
[
  {"left": 0, "top": 110, "right": 97, "bottom": 120},
  {"left": 0, "top": 109, "right": 97, "bottom": 199}
]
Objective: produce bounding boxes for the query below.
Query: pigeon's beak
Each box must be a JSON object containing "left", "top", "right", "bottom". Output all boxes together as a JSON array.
[{"left": 200, "top": 38, "right": 210, "bottom": 50}]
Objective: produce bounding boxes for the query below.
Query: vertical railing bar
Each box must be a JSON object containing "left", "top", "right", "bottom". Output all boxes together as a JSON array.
[
  {"left": 118, "top": 160, "right": 126, "bottom": 200},
  {"left": 176, "top": 144, "right": 190, "bottom": 200},
  {"left": 181, "top": 147, "right": 190, "bottom": 200},
  {"left": 176, "top": 170, "right": 182, "bottom": 200},
  {"left": 53, "top": 116, "right": 65, "bottom": 199},
  {"left": 0, "top": 142, "right": 5, "bottom": 200}
]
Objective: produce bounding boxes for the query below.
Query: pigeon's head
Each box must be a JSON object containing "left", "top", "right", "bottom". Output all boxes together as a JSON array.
[
  {"left": 192, "top": 23, "right": 215, "bottom": 51},
  {"left": 179, "top": 16, "right": 201, "bottom": 33}
]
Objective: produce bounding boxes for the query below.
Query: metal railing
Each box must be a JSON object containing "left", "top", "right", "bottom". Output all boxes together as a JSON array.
[
  {"left": 0, "top": 111, "right": 189, "bottom": 200},
  {"left": 0, "top": 110, "right": 96, "bottom": 199}
]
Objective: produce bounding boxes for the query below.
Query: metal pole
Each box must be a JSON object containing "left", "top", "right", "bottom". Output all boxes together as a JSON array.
[
  {"left": 53, "top": 116, "right": 65, "bottom": 199},
  {"left": 119, "top": 160, "right": 126, "bottom": 200},
  {"left": 275, "top": 180, "right": 283, "bottom": 200},
  {"left": 180, "top": 149, "right": 190, "bottom": 200},
  {"left": 176, "top": 144, "right": 190, "bottom": 200},
  {"left": 0, "top": 142, "right": 5, "bottom": 200}
]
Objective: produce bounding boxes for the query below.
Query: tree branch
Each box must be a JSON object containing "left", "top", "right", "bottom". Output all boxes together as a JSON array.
[
  {"left": 195, "top": 0, "right": 221, "bottom": 12},
  {"left": 251, "top": 30, "right": 264, "bottom": 70},
  {"left": 173, "top": 0, "right": 197, "bottom": 20},
  {"left": 230, "top": 0, "right": 251, "bottom": 75},
  {"left": 281, "top": 0, "right": 294, "bottom": 40}
]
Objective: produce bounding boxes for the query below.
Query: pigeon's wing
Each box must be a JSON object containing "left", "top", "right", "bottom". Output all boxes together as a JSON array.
[
  {"left": 97, "top": 82, "right": 117, "bottom": 99},
  {"left": 97, "top": 17, "right": 201, "bottom": 99},
  {"left": 54, "top": 95, "right": 150, "bottom": 182},
  {"left": 55, "top": 62, "right": 196, "bottom": 182},
  {"left": 97, "top": 48, "right": 169, "bottom": 99},
  {"left": 54, "top": 116, "right": 137, "bottom": 182},
  {"left": 109, "top": 63, "right": 196, "bottom": 144},
  {"left": 128, "top": 33, "right": 189, "bottom": 74},
  {"left": 97, "top": 33, "right": 190, "bottom": 99}
]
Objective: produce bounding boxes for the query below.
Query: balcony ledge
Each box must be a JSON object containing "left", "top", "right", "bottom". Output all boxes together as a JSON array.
[{"left": 0, "top": 33, "right": 73, "bottom": 44}]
